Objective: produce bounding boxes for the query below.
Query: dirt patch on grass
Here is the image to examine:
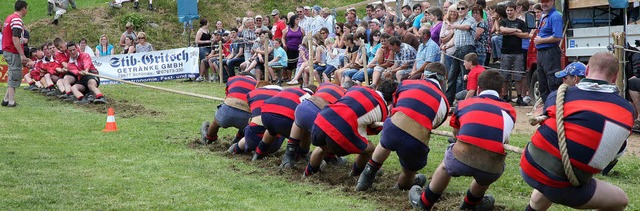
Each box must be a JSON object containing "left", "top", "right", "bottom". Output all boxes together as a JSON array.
[
  {"left": 86, "top": 98, "right": 162, "bottom": 118},
  {"left": 192, "top": 137, "right": 507, "bottom": 210}
]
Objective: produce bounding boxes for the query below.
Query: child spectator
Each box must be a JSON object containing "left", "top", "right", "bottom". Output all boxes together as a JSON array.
[
  {"left": 463, "top": 53, "right": 485, "bottom": 99},
  {"left": 267, "top": 39, "right": 288, "bottom": 82}
]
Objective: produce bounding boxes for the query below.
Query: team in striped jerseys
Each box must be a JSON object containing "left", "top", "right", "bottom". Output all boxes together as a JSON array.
[
  {"left": 281, "top": 83, "right": 346, "bottom": 169},
  {"left": 520, "top": 53, "right": 633, "bottom": 210},
  {"left": 200, "top": 75, "right": 257, "bottom": 145},
  {"left": 304, "top": 81, "right": 398, "bottom": 178},
  {"left": 356, "top": 70, "right": 450, "bottom": 192},
  {"left": 409, "top": 70, "right": 514, "bottom": 211},
  {"left": 230, "top": 85, "right": 283, "bottom": 154},
  {"left": 253, "top": 86, "right": 316, "bottom": 161}
]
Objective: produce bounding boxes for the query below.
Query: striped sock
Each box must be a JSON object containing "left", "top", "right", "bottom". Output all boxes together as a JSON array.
[
  {"left": 421, "top": 186, "right": 441, "bottom": 209},
  {"left": 462, "top": 189, "right": 483, "bottom": 207}
]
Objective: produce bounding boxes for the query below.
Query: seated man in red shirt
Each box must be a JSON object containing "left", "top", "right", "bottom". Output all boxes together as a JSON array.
[
  {"left": 356, "top": 64, "right": 449, "bottom": 192},
  {"left": 66, "top": 42, "right": 107, "bottom": 104},
  {"left": 23, "top": 48, "right": 45, "bottom": 91},
  {"left": 304, "top": 80, "right": 398, "bottom": 179},
  {"left": 463, "top": 53, "right": 485, "bottom": 100},
  {"left": 53, "top": 37, "right": 76, "bottom": 100},
  {"left": 409, "top": 69, "right": 516, "bottom": 211}
]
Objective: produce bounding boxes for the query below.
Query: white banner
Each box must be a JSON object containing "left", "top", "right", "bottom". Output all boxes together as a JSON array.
[{"left": 91, "top": 47, "right": 200, "bottom": 84}]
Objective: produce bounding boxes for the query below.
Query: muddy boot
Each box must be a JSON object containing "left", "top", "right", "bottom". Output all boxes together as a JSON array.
[
  {"left": 459, "top": 194, "right": 495, "bottom": 211},
  {"left": 199, "top": 121, "right": 211, "bottom": 144},
  {"left": 408, "top": 185, "right": 428, "bottom": 210},
  {"left": 280, "top": 144, "right": 297, "bottom": 169},
  {"left": 355, "top": 162, "right": 379, "bottom": 191}
]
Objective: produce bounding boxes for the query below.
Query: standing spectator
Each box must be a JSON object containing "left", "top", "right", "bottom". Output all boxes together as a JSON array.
[
  {"left": 412, "top": 2, "right": 431, "bottom": 33},
  {"left": 2, "top": 1, "right": 29, "bottom": 107},
  {"left": 135, "top": 32, "right": 154, "bottom": 53},
  {"left": 79, "top": 38, "right": 95, "bottom": 57},
  {"left": 399, "top": 5, "right": 416, "bottom": 26},
  {"left": 472, "top": 5, "right": 489, "bottom": 66},
  {"left": 133, "top": 0, "right": 153, "bottom": 10},
  {"left": 425, "top": 7, "right": 444, "bottom": 45},
  {"left": 214, "top": 20, "right": 226, "bottom": 36},
  {"left": 51, "top": 0, "right": 72, "bottom": 25},
  {"left": 95, "top": 34, "right": 115, "bottom": 57},
  {"left": 345, "top": 11, "right": 358, "bottom": 27},
  {"left": 255, "top": 15, "right": 269, "bottom": 32},
  {"left": 499, "top": 1, "right": 529, "bottom": 105},
  {"left": 122, "top": 36, "right": 136, "bottom": 54},
  {"left": 119, "top": 22, "right": 137, "bottom": 47},
  {"left": 443, "top": 1, "right": 477, "bottom": 105},
  {"left": 195, "top": 18, "right": 213, "bottom": 62},
  {"left": 363, "top": 5, "right": 375, "bottom": 23},
  {"left": 375, "top": 4, "right": 396, "bottom": 29},
  {"left": 49, "top": 0, "right": 76, "bottom": 16},
  {"left": 534, "top": 0, "right": 563, "bottom": 102},
  {"left": 441, "top": 4, "right": 458, "bottom": 79},
  {"left": 320, "top": 8, "right": 335, "bottom": 35},
  {"left": 282, "top": 15, "right": 305, "bottom": 82},
  {"left": 0, "top": 28, "right": 3, "bottom": 54},
  {"left": 271, "top": 9, "right": 286, "bottom": 40}
]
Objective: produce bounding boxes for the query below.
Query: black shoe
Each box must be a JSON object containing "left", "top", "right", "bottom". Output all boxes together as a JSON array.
[
  {"left": 414, "top": 174, "right": 427, "bottom": 187},
  {"left": 459, "top": 194, "right": 495, "bottom": 211},
  {"left": 30, "top": 86, "right": 40, "bottom": 91},
  {"left": 1, "top": 100, "right": 8, "bottom": 107},
  {"left": 74, "top": 98, "right": 90, "bottom": 105},
  {"left": 40, "top": 87, "right": 51, "bottom": 93},
  {"left": 324, "top": 156, "right": 348, "bottom": 166},
  {"left": 133, "top": 1, "right": 139, "bottom": 10},
  {"left": 199, "top": 121, "right": 210, "bottom": 145},
  {"left": 148, "top": 3, "right": 153, "bottom": 10},
  {"left": 57, "top": 93, "right": 69, "bottom": 99},
  {"left": 24, "top": 84, "right": 35, "bottom": 90},
  {"left": 52, "top": 19, "right": 59, "bottom": 25},
  {"left": 280, "top": 144, "right": 297, "bottom": 169},
  {"left": 63, "top": 95, "right": 76, "bottom": 102},
  {"left": 408, "top": 185, "right": 427, "bottom": 210},
  {"left": 516, "top": 97, "right": 527, "bottom": 106},
  {"left": 355, "top": 163, "right": 378, "bottom": 191},
  {"left": 93, "top": 97, "right": 107, "bottom": 104},
  {"left": 251, "top": 151, "right": 264, "bottom": 161},
  {"left": 6, "top": 102, "right": 17, "bottom": 107},
  {"left": 448, "top": 137, "right": 457, "bottom": 144}
]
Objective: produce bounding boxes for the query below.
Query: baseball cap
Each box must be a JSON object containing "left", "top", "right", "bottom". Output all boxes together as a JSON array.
[
  {"left": 555, "top": 62, "right": 587, "bottom": 78},
  {"left": 368, "top": 18, "right": 381, "bottom": 25},
  {"left": 313, "top": 5, "right": 322, "bottom": 12},
  {"left": 271, "top": 9, "right": 280, "bottom": 16},
  {"left": 304, "top": 6, "right": 311, "bottom": 10},
  {"left": 255, "top": 15, "right": 263, "bottom": 20}
]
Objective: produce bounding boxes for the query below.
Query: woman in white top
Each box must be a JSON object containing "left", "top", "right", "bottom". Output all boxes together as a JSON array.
[
  {"left": 135, "top": 32, "right": 154, "bottom": 53},
  {"left": 79, "top": 38, "right": 95, "bottom": 57}
]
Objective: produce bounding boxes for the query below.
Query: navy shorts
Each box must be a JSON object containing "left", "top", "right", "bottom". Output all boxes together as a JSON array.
[
  {"left": 444, "top": 143, "right": 503, "bottom": 186},
  {"left": 521, "top": 169, "right": 597, "bottom": 207},
  {"left": 243, "top": 123, "right": 284, "bottom": 153},
  {"left": 294, "top": 100, "right": 321, "bottom": 132},
  {"left": 379, "top": 119, "right": 430, "bottom": 171},
  {"left": 262, "top": 112, "right": 294, "bottom": 138},
  {"left": 215, "top": 104, "right": 251, "bottom": 129}
]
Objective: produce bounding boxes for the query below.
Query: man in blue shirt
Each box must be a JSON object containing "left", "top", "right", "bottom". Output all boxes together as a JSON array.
[
  {"left": 409, "top": 28, "right": 440, "bottom": 79},
  {"left": 534, "top": 0, "right": 563, "bottom": 103}
]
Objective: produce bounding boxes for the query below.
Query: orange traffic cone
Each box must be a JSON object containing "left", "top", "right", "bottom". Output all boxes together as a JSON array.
[{"left": 103, "top": 107, "right": 118, "bottom": 132}]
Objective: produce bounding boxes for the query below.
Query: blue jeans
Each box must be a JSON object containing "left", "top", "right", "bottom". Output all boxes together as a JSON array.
[
  {"left": 445, "top": 45, "right": 475, "bottom": 104},
  {"left": 352, "top": 68, "right": 374, "bottom": 82},
  {"left": 491, "top": 35, "right": 503, "bottom": 61},
  {"left": 226, "top": 58, "right": 245, "bottom": 81}
]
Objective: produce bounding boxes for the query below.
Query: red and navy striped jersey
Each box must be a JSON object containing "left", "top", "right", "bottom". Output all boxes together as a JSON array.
[
  {"left": 521, "top": 84, "right": 634, "bottom": 188},
  {"left": 247, "top": 87, "right": 281, "bottom": 117},
  {"left": 261, "top": 87, "right": 312, "bottom": 119},
  {"left": 392, "top": 79, "right": 449, "bottom": 130},
  {"left": 225, "top": 76, "right": 257, "bottom": 102},
  {"left": 450, "top": 91, "right": 516, "bottom": 155},
  {"left": 314, "top": 83, "right": 347, "bottom": 104},
  {"left": 314, "top": 87, "right": 389, "bottom": 153}
]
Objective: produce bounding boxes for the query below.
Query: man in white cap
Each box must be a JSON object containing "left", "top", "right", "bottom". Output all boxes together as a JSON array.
[
  {"left": 255, "top": 15, "right": 269, "bottom": 32},
  {"left": 271, "top": 9, "right": 286, "bottom": 40}
]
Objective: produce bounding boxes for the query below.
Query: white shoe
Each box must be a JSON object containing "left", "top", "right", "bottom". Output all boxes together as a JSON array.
[{"left": 287, "top": 80, "right": 299, "bottom": 85}]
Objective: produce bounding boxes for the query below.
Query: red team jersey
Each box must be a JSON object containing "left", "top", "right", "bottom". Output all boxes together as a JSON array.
[
  {"left": 521, "top": 84, "right": 634, "bottom": 188},
  {"left": 2, "top": 13, "right": 23, "bottom": 54},
  {"left": 466, "top": 65, "right": 485, "bottom": 91},
  {"left": 261, "top": 88, "right": 312, "bottom": 120},
  {"left": 67, "top": 52, "right": 98, "bottom": 79},
  {"left": 450, "top": 92, "right": 516, "bottom": 155},
  {"left": 225, "top": 76, "right": 257, "bottom": 102},
  {"left": 313, "top": 83, "right": 347, "bottom": 104},
  {"left": 314, "top": 87, "right": 389, "bottom": 154},
  {"left": 247, "top": 87, "right": 281, "bottom": 117},
  {"left": 392, "top": 79, "right": 450, "bottom": 130}
]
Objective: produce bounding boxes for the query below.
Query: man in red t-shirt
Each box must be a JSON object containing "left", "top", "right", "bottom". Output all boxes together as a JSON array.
[
  {"left": 2, "top": 1, "right": 29, "bottom": 107},
  {"left": 66, "top": 42, "right": 106, "bottom": 104},
  {"left": 463, "top": 53, "right": 485, "bottom": 100},
  {"left": 271, "top": 9, "right": 286, "bottom": 40}
]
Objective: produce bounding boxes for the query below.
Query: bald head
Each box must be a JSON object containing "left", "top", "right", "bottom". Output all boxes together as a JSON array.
[{"left": 587, "top": 52, "right": 618, "bottom": 82}]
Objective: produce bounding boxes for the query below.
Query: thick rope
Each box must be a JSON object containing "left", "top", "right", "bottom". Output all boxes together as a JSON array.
[{"left": 555, "top": 84, "right": 580, "bottom": 186}]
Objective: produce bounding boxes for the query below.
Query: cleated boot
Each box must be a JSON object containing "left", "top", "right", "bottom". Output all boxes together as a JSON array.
[
  {"left": 24, "top": 84, "right": 35, "bottom": 90},
  {"left": 355, "top": 163, "right": 378, "bottom": 191},
  {"left": 251, "top": 151, "right": 265, "bottom": 161},
  {"left": 93, "top": 96, "right": 107, "bottom": 104},
  {"left": 46, "top": 89, "right": 61, "bottom": 96},
  {"left": 64, "top": 95, "right": 76, "bottom": 102},
  {"left": 414, "top": 174, "right": 427, "bottom": 187},
  {"left": 325, "top": 156, "right": 348, "bottom": 166},
  {"left": 74, "top": 98, "right": 90, "bottom": 105},
  {"left": 408, "top": 185, "right": 427, "bottom": 210},
  {"left": 200, "top": 121, "right": 210, "bottom": 145},
  {"left": 227, "top": 143, "right": 239, "bottom": 154},
  {"left": 280, "top": 144, "right": 297, "bottom": 169},
  {"left": 460, "top": 194, "right": 495, "bottom": 211}
]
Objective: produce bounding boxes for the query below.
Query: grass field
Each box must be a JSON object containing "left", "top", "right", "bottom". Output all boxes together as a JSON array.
[{"left": 2, "top": 82, "right": 640, "bottom": 210}]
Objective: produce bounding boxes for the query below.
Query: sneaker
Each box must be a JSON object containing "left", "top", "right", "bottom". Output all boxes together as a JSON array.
[
  {"left": 74, "top": 98, "right": 90, "bottom": 105},
  {"left": 57, "top": 94, "right": 68, "bottom": 99},
  {"left": 408, "top": 185, "right": 427, "bottom": 210},
  {"left": 40, "top": 87, "right": 51, "bottom": 93},
  {"left": 52, "top": 19, "right": 59, "bottom": 25},
  {"left": 64, "top": 96, "right": 77, "bottom": 102},
  {"left": 286, "top": 80, "right": 299, "bottom": 85},
  {"left": 280, "top": 144, "right": 297, "bottom": 169},
  {"left": 85, "top": 95, "right": 96, "bottom": 103},
  {"left": 251, "top": 151, "right": 265, "bottom": 161},
  {"left": 148, "top": 3, "right": 153, "bottom": 10},
  {"left": 516, "top": 96, "right": 527, "bottom": 106},
  {"left": 109, "top": 2, "right": 122, "bottom": 8},
  {"left": 355, "top": 163, "right": 378, "bottom": 191},
  {"left": 632, "top": 120, "right": 640, "bottom": 134},
  {"left": 195, "top": 76, "right": 204, "bottom": 82},
  {"left": 133, "top": 1, "right": 139, "bottom": 10},
  {"left": 1, "top": 100, "right": 8, "bottom": 107},
  {"left": 200, "top": 121, "right": 210, "bottom": 145},
  {"left": 46, "top": 89, "right": 61, "bottom": 96},
  {"left": 6, "top": 102, "right": 17, "bottom": 107},
  {"left": 30, "top": 86, "right": 41, "bottom": 91},
  {"left": 325, "top": 156, "right": 348, "bottom": 166},
  {"left": 459, "top": 194, "right": 495, "bottom": 211},
  {"left": 93, "top": 96, "right": 107, "bottom": 104},
  {"left": 212, "top": 75, "right": 220, "bottom": 82},
  {"left": 24, "top": 84, "right": 35, "bottom": 90},
  {"left": 227, "top": 143, "right": 239, "bottom": 154}
]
